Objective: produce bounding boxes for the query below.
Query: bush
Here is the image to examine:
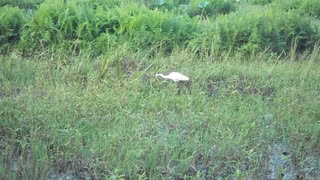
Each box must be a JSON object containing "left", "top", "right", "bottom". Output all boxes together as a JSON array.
[
  {"left": 113, "top": 3, "right": 199, "bottom": 52},
  {"left": 138, "top": 0, "right": 235, "bottom": 18},
  {"left": 13, "top": 0, "right": 320, "bottom": 56},
  {"left": 0, "top": 6, "right": 28, "bottom": 53},
  {"left": 20, "top": 0, "right": 200, "bottom": 54},
  {"left": 140, "top": 0, "right": 188, "bottom": 11},
  {"left": 189, "top": 7, "right": 320, "bottom": 55},
  {"left": 187, "top": 0, "right": 236, "bottom": 17},
  {"left": 273, "top": 0, "right": 320, "bottom": 18},
  {"left": 0, "top": 0, "right": 45, "bottom": 9},
  {"left": 246, "top": 0, "right": 274, "bottom": 5},
  {"left": 20, "top": 0, "right": 119, "bottom": 54},
  {"left": 300, "top": 0, "right": 320, "bottom": 18},
  {"left": 275, "top": 10, "right": 319, "bottom": 51}
]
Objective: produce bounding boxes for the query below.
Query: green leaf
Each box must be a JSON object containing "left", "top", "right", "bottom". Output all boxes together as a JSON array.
[
  {"left": 155, "top": 0, "right": 165, "bottom": 6},
  {"left": 198, "top": 2, "right": 209, "bottom": 8}
]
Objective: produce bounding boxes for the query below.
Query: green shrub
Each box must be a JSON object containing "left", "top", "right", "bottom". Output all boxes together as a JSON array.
[
  {"left": 139, "top": 0, "right": 235, "bottom": 18},
  {"left": 190, "top": 7, "right": 319, "bottom": 55},
  {"left": 246, "top": 0, "right": 274, "bottom": 5},
  {"left": 300, "top": 0, "right": 320, "bottom": 18},
  {"left": 273, "top": 0, "right": 320, "bottom": 18},
  {"left": 0, "top": 0, "right": 45, "bottom": 9},
  {"left": 16, "top": 0, "right": 320, "bottom": 56},
  {"left": 20, "top": 0, "right": 119, "bottom": 54},
  {"left": 20, "top": 0, "right": 200, "bottom": 55},
  {"left": 187, "top": 0, "right": 236, "bottom": 17},
  {"left": 140, "top": 0, "right": 188, "bottom": 11},
  {"left": 0, "top": 6, "right": 28, "bottom": 53},
  {"left": 113, "top": 3, "right": 199, "bottom": 52},
  {"left": 275, "top": 10, "right": 319, "bottom": 51},
  {"left": 20, "top": 0, "right": 68, "bottom": 52}
]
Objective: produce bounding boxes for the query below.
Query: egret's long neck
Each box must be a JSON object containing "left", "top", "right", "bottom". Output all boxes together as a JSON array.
[{"left": 156, "top": 74, "right": 167, "bottom": 79}]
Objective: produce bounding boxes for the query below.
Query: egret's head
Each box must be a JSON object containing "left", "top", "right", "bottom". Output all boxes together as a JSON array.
[{"left": 155, "top": 73, "right": 164, "bottom": 78}]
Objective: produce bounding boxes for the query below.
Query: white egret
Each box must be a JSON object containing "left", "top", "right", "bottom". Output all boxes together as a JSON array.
[
  {"left": 155, "top": 72, "right": 189, "bottom": 82},
  {"left": 155, "top": 72, "right": 191, "bottom": 94}
]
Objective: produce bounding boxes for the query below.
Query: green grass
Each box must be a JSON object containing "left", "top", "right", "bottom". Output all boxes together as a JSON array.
[
  {"left": 1, "top": 49, "right": 319, "bottom": 179},
  {"left": 1, "top": 0, "right": 320, "bottom": 179}
]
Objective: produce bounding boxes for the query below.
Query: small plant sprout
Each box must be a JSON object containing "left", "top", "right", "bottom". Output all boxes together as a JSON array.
[{"left": 155, "top": 72, "right": 189, "bottom": 82}]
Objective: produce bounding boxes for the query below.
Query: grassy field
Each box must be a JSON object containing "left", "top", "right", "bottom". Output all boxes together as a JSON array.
[
  {"left": 1, "top": 49, "right": 320, "bottom": 179},
  {"left": 1, "top": 0, "right": 320, "bottom": 179}
]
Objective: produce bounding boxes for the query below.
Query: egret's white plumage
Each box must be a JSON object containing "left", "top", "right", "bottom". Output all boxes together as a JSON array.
[{"left": 155, "top": 72, "right": 189, "bottom": 82}]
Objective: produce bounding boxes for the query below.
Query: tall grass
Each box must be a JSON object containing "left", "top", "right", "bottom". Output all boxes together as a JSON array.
[
  {"left": 1, "top": 48, "right": 320, "bottom": 179},
  {"left": 0, "top": 0, "right": 320, "bottom": 179}
]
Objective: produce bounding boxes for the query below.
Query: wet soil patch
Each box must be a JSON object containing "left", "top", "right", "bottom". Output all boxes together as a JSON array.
[{"left": 0, "top": 86, "right": 21, "bottom": 99}]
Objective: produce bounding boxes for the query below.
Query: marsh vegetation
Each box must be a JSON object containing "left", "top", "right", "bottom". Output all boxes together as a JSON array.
[{"left": 1, "top": 0, "right": 319, "bottom": 179}]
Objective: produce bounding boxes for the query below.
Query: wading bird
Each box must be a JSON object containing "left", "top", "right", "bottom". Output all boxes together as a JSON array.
[
  {"left": 155, "top": 72, "right": 191, "bottom": 94},
  {"left": 155, "top": 72, "right": 189, "bottom": 82}
]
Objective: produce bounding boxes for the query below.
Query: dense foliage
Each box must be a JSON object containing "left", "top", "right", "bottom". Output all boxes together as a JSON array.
[
  {"left": 0, "top": 6, "right": 28, "bottom": 53},
  {"left": 274, "top": 0, "right": 320, "bottom": 18},
  {"left": 0, "top": 0, "right": 319, "bottom": 56},
  {"left": 192, "top": 6, "right": 319, "bottom": 55},
  {"left": 0, "top": 0, "right": 45, "bottom": 9}
]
